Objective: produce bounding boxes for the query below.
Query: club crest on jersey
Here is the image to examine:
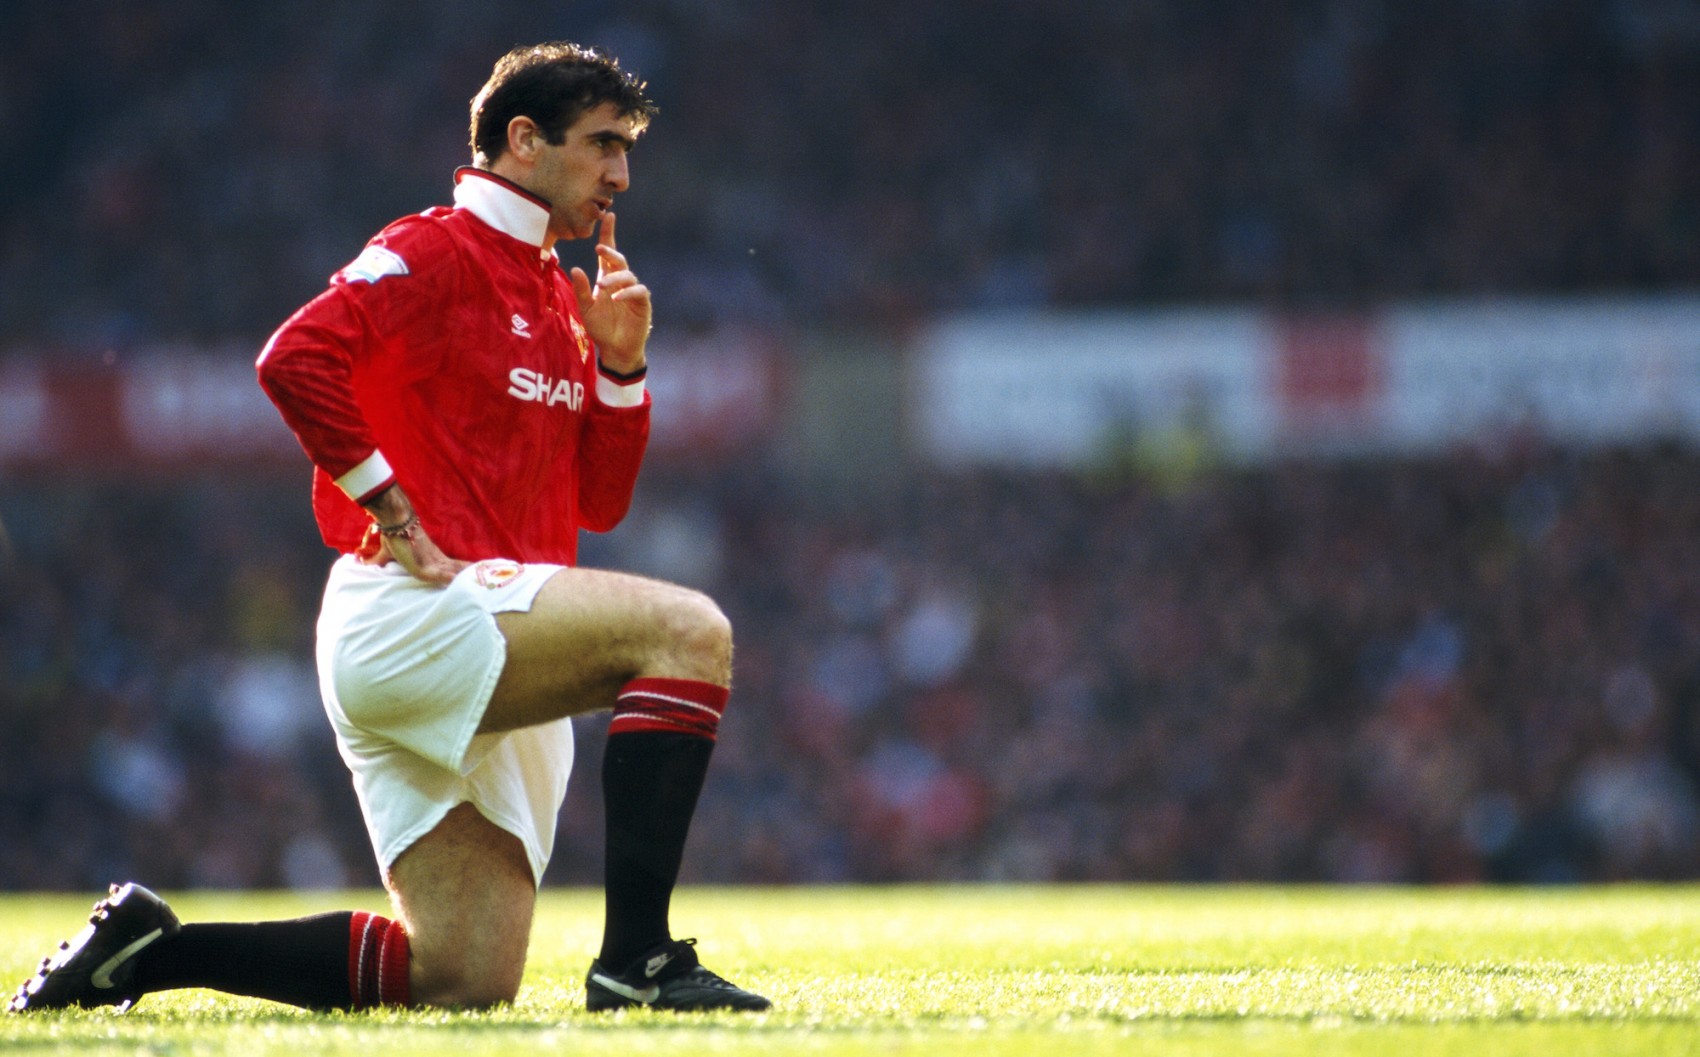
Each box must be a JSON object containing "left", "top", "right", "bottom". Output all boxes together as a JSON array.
[
  {"left": 338, "top": 245, "right": 409, "bottom": 284},
  {"left": 508, "top": 367, "right": 583, "bottom": 410},
  {"left": 473, "top": 559, "right": 524, "bottom": 589},
  {"left": 569, "top": 316, "right": 591, "bottom": 363}
]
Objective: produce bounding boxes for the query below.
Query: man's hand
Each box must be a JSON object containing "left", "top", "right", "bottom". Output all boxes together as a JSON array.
[
  {"left": 359, "top": 484, "right": 469, "bottom": 585},
  {"left": 570, "top": 211, "right": 650, "bottom": 373}
]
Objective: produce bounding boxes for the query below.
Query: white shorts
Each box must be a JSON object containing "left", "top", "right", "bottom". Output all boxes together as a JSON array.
[{"left": 315, "top": 554, "right": 570, "bottom": 886}]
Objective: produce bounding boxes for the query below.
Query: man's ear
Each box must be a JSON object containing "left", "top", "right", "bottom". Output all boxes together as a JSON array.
[{"left": 506, "top": 115, "right": 542, "bottom": 163}]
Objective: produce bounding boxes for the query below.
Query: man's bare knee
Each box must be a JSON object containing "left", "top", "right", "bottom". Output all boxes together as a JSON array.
[
  {"left": 387, "top": 804, "right": 535, "bottom": 1010},
  {"left": 411, "top": 960, "right": 523, "bottom": 1009},
  {"left": 487, "top": 570, "right": 734, "bottom": 729},
  {"left": 656, "top": 588, "right": 733, "bottom": 683}
]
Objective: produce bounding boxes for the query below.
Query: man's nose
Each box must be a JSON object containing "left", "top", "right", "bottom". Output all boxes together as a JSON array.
[{"left": 606, "top": 154, "right": 630, "bottom": 192}]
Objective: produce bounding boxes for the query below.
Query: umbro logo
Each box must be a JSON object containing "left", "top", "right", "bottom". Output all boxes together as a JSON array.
[{"left": 511, "top": 313, "right": 532, "bottom": 338}]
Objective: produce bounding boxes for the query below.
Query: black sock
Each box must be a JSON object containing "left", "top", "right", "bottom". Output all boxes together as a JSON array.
[
  {"left": 599, "top": 731, "right": 714, "bottom": 968},
  {"left": 132, "top": 913, "right": 358, "bottom": 1010}
]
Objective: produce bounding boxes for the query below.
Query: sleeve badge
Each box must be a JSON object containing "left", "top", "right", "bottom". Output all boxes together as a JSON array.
[{"left": 337, "top": 245, "right": 411, "bottom": 284}]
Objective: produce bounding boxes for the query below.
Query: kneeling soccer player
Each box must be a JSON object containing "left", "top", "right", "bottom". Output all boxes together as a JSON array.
[{"left": 10, "top": 41, "right": 768, "bottom": 1015}]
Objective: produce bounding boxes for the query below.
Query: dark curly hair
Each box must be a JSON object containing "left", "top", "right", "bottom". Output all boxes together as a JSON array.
[{"left": 469, "top": 42, "right": 657, "bottom": 166}]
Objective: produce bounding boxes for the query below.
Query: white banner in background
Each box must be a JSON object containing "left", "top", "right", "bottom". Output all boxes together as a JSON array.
[
  {"left": 914, "top": 296, "right": 1700, "bottom": 466},
  {"left": 121, "top": 358, "right": 297, "bottom": 458},
  {"left": 1381, "top": 298, "right": 1700, "bottom": 450},
  {"left": 915, "top": 309, "right": 1276, "bottom": 466}
]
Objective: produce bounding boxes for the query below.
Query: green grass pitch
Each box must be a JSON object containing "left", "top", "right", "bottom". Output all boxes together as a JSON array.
[{"left": 2, "top": 885, "right": 1697, "bottom": 1055}]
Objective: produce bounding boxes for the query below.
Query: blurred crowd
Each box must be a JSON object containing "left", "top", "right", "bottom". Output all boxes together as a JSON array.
[
  {"left": 3, "top": 0, "right": 1699, "bottom": 348},
  {"left": 4, "top": 0, "right": 1699, "bottom": 891},
  {"left": 4, "top": 437, "right": 1699, "bottom": 889}
]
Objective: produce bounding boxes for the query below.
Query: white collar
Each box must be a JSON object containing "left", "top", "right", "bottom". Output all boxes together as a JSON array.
[{"left": 453, "top": 168, "right": 554, "bottom": 259}]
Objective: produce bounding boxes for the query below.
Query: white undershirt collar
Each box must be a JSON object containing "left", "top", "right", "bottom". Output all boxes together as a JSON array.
[{"left": 453, "top": 167, "right": 554, "bottom": 259}]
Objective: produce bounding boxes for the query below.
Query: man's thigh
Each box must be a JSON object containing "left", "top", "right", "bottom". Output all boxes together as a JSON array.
[
  {"left": 386, "top": 802, "right": 536, "bottom": 1007},
  {"left": 484, "top": 565, "right": 730, "bottom": 734}
]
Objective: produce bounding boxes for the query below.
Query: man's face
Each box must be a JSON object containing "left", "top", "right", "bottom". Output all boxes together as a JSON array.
[{"left": 529, "top": 102, "right": 639, "bottom": 243}]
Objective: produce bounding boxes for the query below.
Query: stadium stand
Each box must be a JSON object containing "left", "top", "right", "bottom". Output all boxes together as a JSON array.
[{"left": 2, "top": 0, "right": 1698, "bottom": 887}]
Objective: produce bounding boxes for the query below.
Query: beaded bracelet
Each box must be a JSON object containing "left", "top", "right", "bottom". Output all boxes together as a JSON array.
[{"left": 375, "top": 512, "right": 420, "bottom": 539}]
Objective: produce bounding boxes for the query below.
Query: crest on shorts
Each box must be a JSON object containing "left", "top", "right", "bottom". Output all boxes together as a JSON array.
[
  {"left": 569, "top": 315, "right": 591, "bottom": 363},
  {"left": 474, "top": 559, "right": 524, "bottom": 589}
]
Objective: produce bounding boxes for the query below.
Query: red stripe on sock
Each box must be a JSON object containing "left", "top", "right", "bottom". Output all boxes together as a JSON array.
[
  {"left": 377, "top": 918, "right": 411, "bottom": 1006},
  {"left": 348, "top": 912, "right": 375, "bottom": 1006},
  {"left": 613, "top": 678, "right": 729, "bottom": 741},
  {"left": 348, "top": 912, "right": 410, "bottom": 1008}
]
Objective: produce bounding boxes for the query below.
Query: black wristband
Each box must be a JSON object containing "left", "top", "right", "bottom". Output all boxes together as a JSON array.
[{"left": 598, "top": 359, "right": 648, "bottom": 382}]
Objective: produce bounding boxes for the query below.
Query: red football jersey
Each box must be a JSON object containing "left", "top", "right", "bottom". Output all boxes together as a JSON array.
[{"left": 257, "top": 168, "right": 650, "bottom": 565}]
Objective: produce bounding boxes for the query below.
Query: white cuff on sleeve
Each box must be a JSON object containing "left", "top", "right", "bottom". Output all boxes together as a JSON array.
[
  {"left": 596, "top": 374, "right": 647, "bottom": 408},
  {"left": 335, "top": 450, "right": 395, "bottom": 502}
]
